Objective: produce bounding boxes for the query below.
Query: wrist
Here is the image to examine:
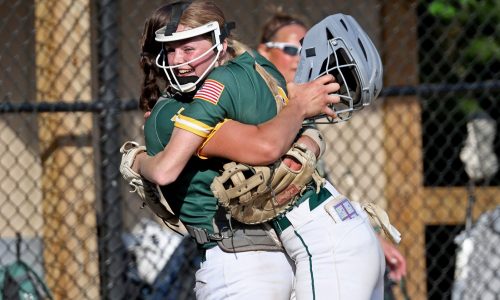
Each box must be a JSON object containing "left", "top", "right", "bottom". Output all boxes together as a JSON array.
[
  {"left": 300, "top": 128, "right": 325, "bottom": 158},
  {"left": 289, "top": 100, "right": 308, "bottom": 120},
  {"left": 133, "top": 151, "right": 146, "bottom": 173}
]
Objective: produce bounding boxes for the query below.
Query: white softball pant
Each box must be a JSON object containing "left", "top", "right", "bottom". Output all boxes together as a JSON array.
[
  {"left": 194, "top": 246, "right": 295, "bottom": 300},
  {"left": 277, "top": 181, "right": 385, "bottom": 300}
]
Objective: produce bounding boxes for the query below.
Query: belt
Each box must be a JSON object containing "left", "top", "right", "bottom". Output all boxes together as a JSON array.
[
  {"left": 198, "top": 248, "right": 207, "bottom": 262},
  {"left": 272, "top": 187, "right": 332, "bottom": 235}
]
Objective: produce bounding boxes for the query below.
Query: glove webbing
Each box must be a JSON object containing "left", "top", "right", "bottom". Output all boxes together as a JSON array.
[
  {"left": 220, "top": 162, "right": 281, "bottom": 206},
  {"left": 219, "top": 163, "right": 269, "bottom": 203}
]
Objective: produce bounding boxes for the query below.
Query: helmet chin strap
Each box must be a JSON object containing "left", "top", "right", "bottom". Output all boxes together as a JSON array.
[{"left": 172, "top": 76, "right": 199, "bottom": 93}]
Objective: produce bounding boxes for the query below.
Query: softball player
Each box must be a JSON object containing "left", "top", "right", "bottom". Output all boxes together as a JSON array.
[
  {"left": 135, "top": 2, "right": 336, "bottom": 299},
  {"left": 131, "top": 1, "right": 385, "bottom": 299},
  {"left": 258, "top": 11, "right": 406, "bottom": 295}
]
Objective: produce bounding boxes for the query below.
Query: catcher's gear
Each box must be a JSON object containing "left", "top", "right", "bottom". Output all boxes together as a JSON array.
[
  {"left": 362, "top": 202, "right": 401, "bottom": 244},
  {"left": 154, "top": 1, "right": 235, "bottom": 93},
  {"left": 119, "top": 141, "right": 186, "bottom": 235},
  {"left": 300, "top": 127, "right": 326, "bottom": 158},
  {"left": 295, "top": 13, "right": 383, "bottom": 123},
  {"left": 211, "top": 143, "right": 325, "bottom": 224},
  {"left": 120, "top": 141, "right": 147, "bottom": 197}
]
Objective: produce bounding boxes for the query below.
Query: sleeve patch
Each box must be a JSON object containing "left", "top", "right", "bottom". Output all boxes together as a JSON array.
[{"left": 194, "top": 79, "right": 225, "bottom": 105}]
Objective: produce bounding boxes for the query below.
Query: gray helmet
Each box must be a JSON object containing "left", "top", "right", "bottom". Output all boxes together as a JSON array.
[{"left": 295, "top": 14, "right": 383, "bottom": 123}]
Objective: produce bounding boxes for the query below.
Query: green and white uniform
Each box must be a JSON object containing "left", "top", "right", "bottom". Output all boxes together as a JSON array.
[
  {"left": 146, "top": 51, "right": 384, "bottom": 299},
  {"left": 145, "top": 52, "right": 295, "bottom": 300},
  {"left": 145, "top": 97, "right": 224, "bottom": 245},
  {"left": 145, "top": 52, "right": 286, "bottom": 243}
]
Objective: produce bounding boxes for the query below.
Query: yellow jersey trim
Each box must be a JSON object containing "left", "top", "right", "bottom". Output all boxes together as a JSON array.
[{"left": 174, "top": 114, "right": 214, "bottom": 138}]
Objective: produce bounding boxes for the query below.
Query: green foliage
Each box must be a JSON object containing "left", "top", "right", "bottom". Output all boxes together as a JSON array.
[
  {"left": 429, "top": 0, "right": 456, "bottom": 20},
  {"left": 459, "top": 98, "right": 481, "bottom": 115},
  {"left": 425, "top": 0, "right": 499, "bottom": 79},
  {"left": 429, "top": 0, "right": 500, "bottom": 24},
  {"left": 465, "top": 38, "right": 500, "bottom": 63}
]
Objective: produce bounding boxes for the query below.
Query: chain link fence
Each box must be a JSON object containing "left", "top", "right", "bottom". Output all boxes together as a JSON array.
[{"left": 0, "top": 0, "right": 499, "bottom": 299}]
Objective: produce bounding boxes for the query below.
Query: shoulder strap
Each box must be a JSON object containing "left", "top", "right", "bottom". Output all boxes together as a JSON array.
[{"left": 254, "top": 63, "right": 286, "bottom": 113}]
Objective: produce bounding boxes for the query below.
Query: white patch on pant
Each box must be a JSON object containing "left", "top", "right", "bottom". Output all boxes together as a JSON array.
[{"left": 324, "top": 195, "right": 359, "bottom": 223}]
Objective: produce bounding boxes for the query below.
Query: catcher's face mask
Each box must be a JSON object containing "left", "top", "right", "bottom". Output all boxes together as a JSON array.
[
  {"left": 155, "top": 21, "right": 224, "bottom": 93},
  {"left": 295, "top": 14, "right": 383, "bottom": 124}
]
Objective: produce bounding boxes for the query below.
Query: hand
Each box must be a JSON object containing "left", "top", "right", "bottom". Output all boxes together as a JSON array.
[
  {"left": 378, "top": 235, "right": 407, "bottom": 281},
  {"left": 283, "top": 157, "right": 301, "bottom": 171},
  {"left": 283, "top": 135, "right": 319, "bottom": 171},
  {"left": 132, "top": 151, "right": 147, "bottom": 173},
  {"left": 287, "top": 74, "right": 340, "bottom": 119}
]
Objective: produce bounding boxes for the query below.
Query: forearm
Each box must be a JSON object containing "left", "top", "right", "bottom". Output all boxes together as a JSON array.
[
  {"left": 137, "top": 151, "right": 179, "bottom": 185},
  {"left": 252, "top": 103, "right": 307, "bottom": 158},
  {"left": 200, "top": 103, "right": 306, "bottom": 165},
  {"left": 137, "top": 128, "right": 204, "bottom": 185},
  {"left": 199, "top": 75, "right": 340, "bottom": 164}
]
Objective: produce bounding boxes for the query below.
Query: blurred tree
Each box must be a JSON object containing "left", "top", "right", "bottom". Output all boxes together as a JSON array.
[{"left": 419, "top": 0, "right": 500, "bottom": 186}]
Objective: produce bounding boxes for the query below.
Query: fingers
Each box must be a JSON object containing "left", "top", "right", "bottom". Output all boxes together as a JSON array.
[
  {"left": 283, "top": 157, "right": 302, "bottom": 171},
  {"left": 287, "top": 75, "right": 342, "bottom": 119},
  {"left": 386, "top": 249, "right": 408, "bottom": 282},
  {"left": 329, "top": 93, "right": 341, "bottom": 104},
  {"left": 324, "top": 82, "right": 340, "bottom": 94},
  {"left": 309, "top": 75, "right": 340, "bottom": 95},
  {"left": 314, "top": 73, "right": 336, "bottom": 84},
  {"left": 322, "top": 106, "right": 337, "bottom": 119},
  {"left": 321, "top": 93, "right": 339, "bottom": 119}
]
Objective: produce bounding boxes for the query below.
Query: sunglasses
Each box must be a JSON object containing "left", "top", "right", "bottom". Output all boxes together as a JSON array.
[{"left": 265, "top": 42, "right": 301, "bottom": 56}]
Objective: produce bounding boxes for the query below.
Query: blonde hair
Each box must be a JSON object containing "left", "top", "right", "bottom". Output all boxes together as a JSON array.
[{"left": 180, "top": 1, "right": 249, "bottom": 64}]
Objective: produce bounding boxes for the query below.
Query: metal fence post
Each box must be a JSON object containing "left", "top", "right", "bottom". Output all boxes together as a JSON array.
[{"left": 97, "top": 0, "right": 126, "bottom": 299}]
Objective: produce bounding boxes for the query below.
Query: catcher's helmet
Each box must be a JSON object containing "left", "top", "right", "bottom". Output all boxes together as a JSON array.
[
  {"left": 295, "top": 14, "right": 383, "bottom": 123},
  {"left": 154, "top": 1, "right": 234, "bottom": 93}
]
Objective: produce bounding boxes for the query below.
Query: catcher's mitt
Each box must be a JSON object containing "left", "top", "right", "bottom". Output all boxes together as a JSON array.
[
  {"left": 211, "top": 143, "right": 325, "bottom": 224},
  {"left": 120, "top": 141, "right": 186, "bottom": 235}
]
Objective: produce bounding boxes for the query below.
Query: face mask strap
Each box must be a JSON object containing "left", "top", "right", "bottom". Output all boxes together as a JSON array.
[{"left": 164, "top": 1, "right": 192, "bottom": 36}]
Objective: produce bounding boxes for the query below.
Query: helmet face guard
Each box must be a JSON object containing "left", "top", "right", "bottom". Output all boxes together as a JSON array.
[
  {"left": 295, "top": 14, "right": 383, "bottom": 124},
  {"left": 155, "top": 21, "right": 224, "bottom": 93}
]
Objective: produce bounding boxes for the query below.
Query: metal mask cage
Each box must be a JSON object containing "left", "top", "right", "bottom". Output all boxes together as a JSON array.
[
  {"left": 154, "top": 21, "right": 223, "bottom": 93},
  {"left": 306, "top": 37, "right": 363, "bottom": 124}
]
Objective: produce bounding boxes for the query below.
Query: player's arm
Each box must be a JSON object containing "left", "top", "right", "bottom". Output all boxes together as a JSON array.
[
  {"left": 135, "top": 127, "right": 204, "bottom": 186},
  {"left": 199, "top": 75, "right": 337, "bottom": 164},
  {"left": 135, "top": 75, "right": 337, "bottom": 186}
]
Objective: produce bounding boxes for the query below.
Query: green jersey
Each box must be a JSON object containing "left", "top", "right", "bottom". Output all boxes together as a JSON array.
[
  {"left": 144, "top": 52, "right": 287, "bottom": 246},
  {"left": 175, "top": 51, "right": 287, "bottom": 137}
]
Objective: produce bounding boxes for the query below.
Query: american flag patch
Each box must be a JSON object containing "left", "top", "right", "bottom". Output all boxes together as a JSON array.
[{"left": 194, "top": 79, "right": 225, "bottom": 105}]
